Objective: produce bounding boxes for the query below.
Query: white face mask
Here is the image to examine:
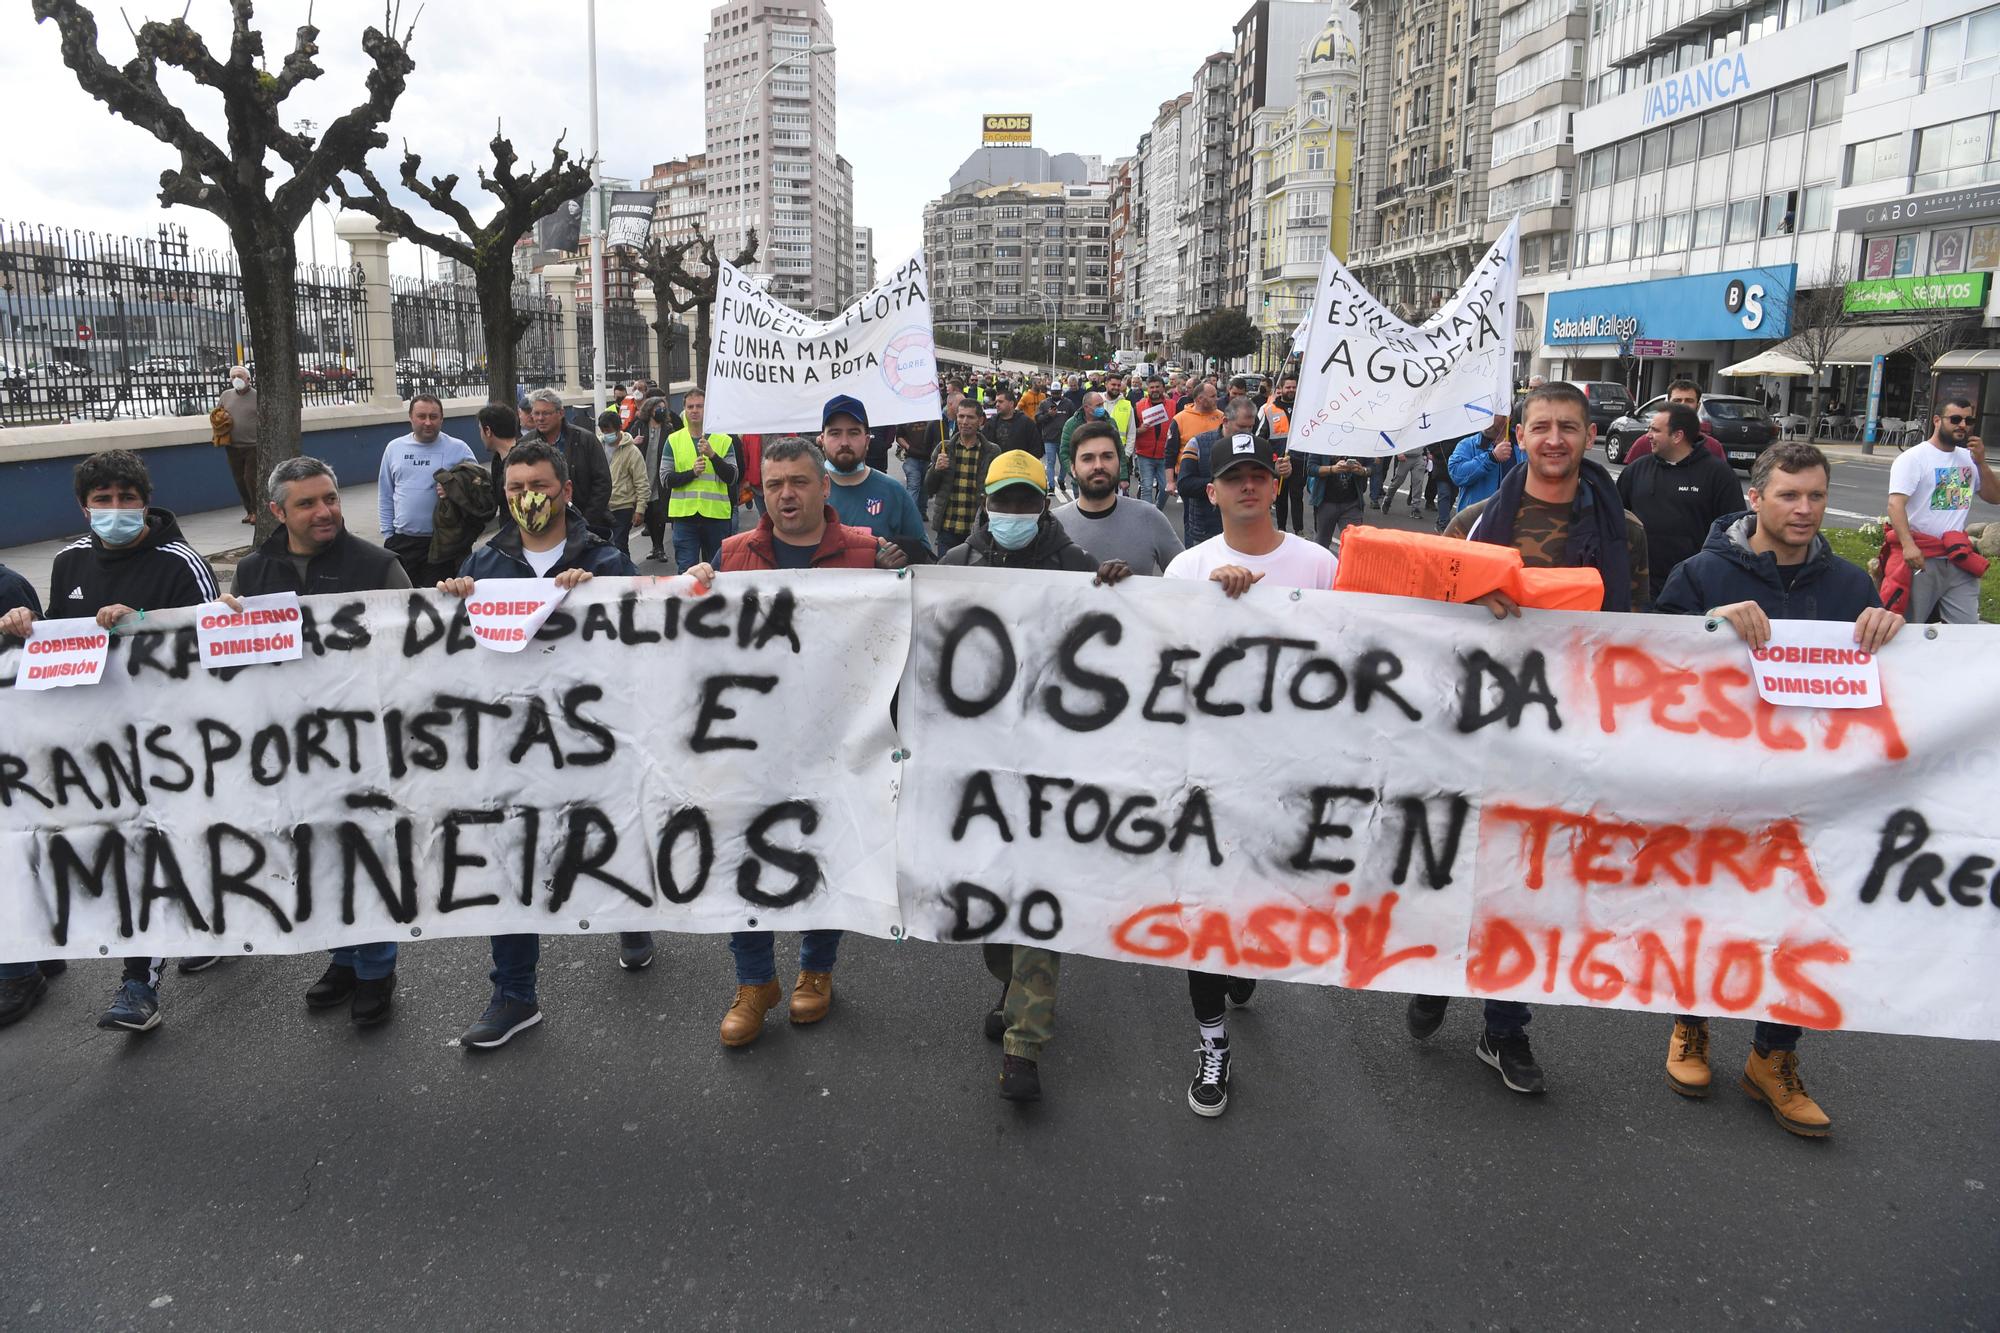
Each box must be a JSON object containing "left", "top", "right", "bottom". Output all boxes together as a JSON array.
[{"left": 231, "top": 378, "right": 249, "bottom": 392}]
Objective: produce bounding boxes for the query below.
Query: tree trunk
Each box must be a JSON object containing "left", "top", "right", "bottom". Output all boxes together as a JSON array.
[
  {"left": 1804, "top": 377, "right": 1826, "bottom": 448},
  {"left": 477, "top": 258, "right": 525, "bottom": 405},
  {"left": 236, "top": 217, "right": 303, "bottom": 546},
  {"left": 693, "top": 299, "right": 713, "bottom": 388}
]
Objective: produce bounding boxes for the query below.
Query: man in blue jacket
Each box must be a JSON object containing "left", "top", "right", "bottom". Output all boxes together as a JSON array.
[
  {"left": 1655, "top": 440, "right": 1902, "bottom": 1138},
  {"left": 1447, "top": 415, "right": 1519, "bottom": 511},
  {"left": 436, "top": 438, "right": 639, "bottom": 1049}
]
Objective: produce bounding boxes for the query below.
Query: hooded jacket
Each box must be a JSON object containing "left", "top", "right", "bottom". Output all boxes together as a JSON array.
[
  {"left": 938, "top": 510, "right": 1099, "bottom": 572},
  {"left": 1655, "top": 513, "right": 1880, "bottom": 622},
  {"left": 1448, "top": 432, "right": 1522, "bottom": 508},
  {"left": 719, "top": 506, "right": 881, "bottom": 571},
  {"left": 235, "top": 524, "right": 407, "bottom": 597},
  {"left": 46, "top": 508, "right": 218, "bottom": 618},
  {"left": 457, "top": 505, "right": 637, "bottom": 580}
]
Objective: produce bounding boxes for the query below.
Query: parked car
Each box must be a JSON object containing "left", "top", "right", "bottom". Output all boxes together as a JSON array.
[
  {"left": 315, "top": 362, "right": 358, "bottom": 383},
  {"left": 1603, "top": 393, "right": 1779, "bottom": 469},
  {"left": 128, "top": 355, "right": 193, "bottom": 377},
  {"left": 28, "top": 362, "right": 90, "bottom": 379},
  {"left": 1578, "top": 381, "right": 1635, "bottom": 433}
]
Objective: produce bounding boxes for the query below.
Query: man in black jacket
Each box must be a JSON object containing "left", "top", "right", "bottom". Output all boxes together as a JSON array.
[
  {"left": 1617, "top": 401, "right": 1744, "bottom": 601},
  {"left": 940, "top": 448, "right": 1128, "bottom": 1106},
  {"left": 227, "top": 456, "right": 410, "bottom": 1027},
  {"left": 525, "top": 388, "right": 613, "bottom": 538},
  {"left": 981, "top": 384, "right": 1042, "bottom": 460},
  {"left": 0, "top": 449, "right": 218, "bottom": 1035}
]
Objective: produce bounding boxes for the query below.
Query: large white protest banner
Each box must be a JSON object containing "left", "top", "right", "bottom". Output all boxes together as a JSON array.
[
  {"left": 896, "top": 567, "right": 2000, "bottom": 1042},
  {"left": 704, "top": 251, "right": 939, "bottom": 434},
  {"left": 6, "top": 570, "right": 1999, "bottom": 1042},
  {"left": 1290, "top": 217, "right": 1520, "bottom": 457},
  {"left": 0, "top": 576, "right": 906, "bottom": 960}
]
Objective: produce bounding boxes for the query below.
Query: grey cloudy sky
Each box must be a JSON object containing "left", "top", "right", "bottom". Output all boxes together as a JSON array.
[{"left": 1, "top": 0, "right": 1237, "bottom": 281}]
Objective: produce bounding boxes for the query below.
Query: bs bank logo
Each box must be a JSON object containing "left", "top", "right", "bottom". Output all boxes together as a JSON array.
[
  {"left": 882, "top": 327, "right": 939, "bottom": 400},
  {"left": 1724, "top": 278, "right": 1767, "bottom": 332}
]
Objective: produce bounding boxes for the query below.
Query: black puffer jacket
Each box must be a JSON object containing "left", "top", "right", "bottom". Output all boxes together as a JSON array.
[{"left": 938, "top": 511, "right": 1099, "bottom": 572}]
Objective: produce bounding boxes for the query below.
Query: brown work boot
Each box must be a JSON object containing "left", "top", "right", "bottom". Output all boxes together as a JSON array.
[
  {"left": 719, "top": 980, "right": 782, "bottom": 1047},
  {"left": 1665, "top": 1020, "right": 1712, "bottom": 1098},
  {"left": 789, "top": 971, "right": 833, "bottom": 1025},
  {"left": 1740, "top": 1048, "right": 1832, "bottom": 1137}
]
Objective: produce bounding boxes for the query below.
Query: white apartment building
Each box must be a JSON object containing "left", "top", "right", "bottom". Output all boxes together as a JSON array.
[
  {"left": 851, "top": 225, "right": 875, "bottom": 297},
  {"left": 703, "top": 0, "right": 841, "bottom": 313},
  {"left": 1555, "top": 0, "right": 1999, "bottom": 433},
  {"left": 1144, "top": 94, "right": 1194, "bottom": 353}
]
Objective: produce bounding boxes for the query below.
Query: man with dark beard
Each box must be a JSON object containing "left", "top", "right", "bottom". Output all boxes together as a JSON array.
[{"left": 1051, "top": 420, "right": 1182, "bottom": 575}]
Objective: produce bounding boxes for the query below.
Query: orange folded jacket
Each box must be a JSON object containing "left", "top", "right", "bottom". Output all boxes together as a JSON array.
[{"left": 1332, "top": 526, "right": 1603, "bottom": 611}]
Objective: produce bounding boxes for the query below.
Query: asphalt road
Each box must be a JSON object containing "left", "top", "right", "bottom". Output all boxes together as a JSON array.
[{"left": 3, "top": 936, "right": 1995, "bottom": 1330}]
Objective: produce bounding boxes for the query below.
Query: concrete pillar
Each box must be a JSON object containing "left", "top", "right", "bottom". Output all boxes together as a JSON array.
[
  {"left": 542, "top": 263, "right": 582, "bottom": 395},
  {"left": 333, "top": 212, "right": 401, "bottom": 409},
  {"left": 634, "top": 283, "right": 662, "bottom": 385}
]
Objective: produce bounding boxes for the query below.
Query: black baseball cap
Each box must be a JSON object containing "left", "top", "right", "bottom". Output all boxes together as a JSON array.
[
  {"left": 1213, "top": 431, "right": 1280, "bottom": 480},
  {"left": 822, "top": 393, "right": 869, "bottom": 429}
]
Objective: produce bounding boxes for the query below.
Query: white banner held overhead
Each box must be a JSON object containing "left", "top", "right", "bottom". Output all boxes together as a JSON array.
[
  {"left": 704, "top": 251, "right": 939, "bottom": 434},
  {"left": 1290, "top": 217, "right": 1520, "bottom": 457}
]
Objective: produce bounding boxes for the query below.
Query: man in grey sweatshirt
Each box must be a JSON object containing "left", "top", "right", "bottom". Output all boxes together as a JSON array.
[{"left": 1052, "top": 419, "right": 1183, "bottom": 574}]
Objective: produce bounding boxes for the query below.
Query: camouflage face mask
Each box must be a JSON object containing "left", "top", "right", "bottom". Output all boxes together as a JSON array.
[{"left": 509, "top": 489, "right": 556, "bottom": 535}]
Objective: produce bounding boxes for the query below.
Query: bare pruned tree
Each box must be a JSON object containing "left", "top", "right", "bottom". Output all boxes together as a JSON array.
[
  {"left": 1893, "top": 276, "right": 1982, "bottom": 426},
  {"left": 629, "top": 225, "right": 759, "bottom": 386},
  {"left": 34, "top": 0, "right": 415, "bottom": 523},
  {"left": 1769, "top": 264, "right": 1852, "bottom": 445},
  {"left": 335, "top": 126, "right": 594, "bottom": 402}
]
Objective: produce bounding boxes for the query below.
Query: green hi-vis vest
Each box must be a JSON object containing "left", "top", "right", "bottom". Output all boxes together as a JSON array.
[{"left": 667, "top": 427, "right": 733, "bottom": 519}]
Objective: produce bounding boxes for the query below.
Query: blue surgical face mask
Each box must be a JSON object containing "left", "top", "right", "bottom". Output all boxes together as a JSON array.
[
  {"left": 90, "top": 507, "right": 146, "bottom": 545},
  {"left": 600, "top": 432, "right": 619, "bottom": 446},
  {"left": 986, "top": 512, "right": 1039, "bottom": 550},
  {"left": 823, "top": 457, "right": 867, "bottom": 477},
  {"left": 1092, "top": 406, "right": 1108, "bottom": 419}
]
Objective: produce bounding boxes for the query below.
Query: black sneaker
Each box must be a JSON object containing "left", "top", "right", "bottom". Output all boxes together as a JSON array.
[
  {"left": 177, "top": 956, "right": 221, "bottom": 975},
  {"left": 1225, "top": 977, "right": 1257, "bottom": 1006},
  {"left": 1187, "top": 1042, "right": 1232, "bottom": 1118},
  {"left": 646, "top": 547, "right": 667, "bottom": 563},
  {"left": 617, "top": 932, "right": 656, "bottom": 971},
  {"left": 349, "top": 973, "right": 396, "bottom": 1027},
  {"left": 0, "top": 972, "right": 49, "bottom": 1028},
  {"left": 98, "top": 979, "right": 162, "bottom": 1032},
  {"left": 1406, "top": 994, "right": 1450, "bottom": 1041},
  {"left": 982, "top": 982, "right": 1008, "bottom": 1043},
  {"left": 1476, "top": 1029, "right": 1546, "bottom": 1094},
  {"left": 305, "top": 961, "right": 357, "bottom": 1009},
  {"left": 38, "top": 960, "right": 67, "bottom": 978},
  {"left": 999, "top": 1054, "right": 1042, "bottom": 1102},
  {"left": 462, "top": 996, "right": 542, "bottom": 1049}
]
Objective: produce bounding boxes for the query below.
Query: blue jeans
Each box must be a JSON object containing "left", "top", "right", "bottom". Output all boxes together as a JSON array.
[
  {"left": 489, "top": 934, "right": 539, "bottom": 1004},
  {"left": 1042, "top": 442, "right": 1070, "bottom": 491},
  {"left": 902, "top": 455, "right": 929, "bottom": 513},
  {"left": 331, "top": 941, "right": 398, "bottom": 981},
  {"left": 1485, "top": 999, "right": 1532, "bottom": 1039},
  {"left": 0, "top": 961, "right": 36, "bottom": 979},
  {"left": 1680, "top": 1014, "right": 1803, "bottom": 1053},
  {"left": 1134, "top": 454, "right": 1166, "bottom": 507},
  {"left": 730, "top": 930, "right": 842, "bottom": 985},
  {"left": 672, "top": 515, "right": 733, "bottom": 572}
]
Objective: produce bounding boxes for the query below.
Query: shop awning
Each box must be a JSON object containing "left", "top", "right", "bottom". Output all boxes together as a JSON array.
[
  {"left": 1934, "top": 348, "right": 2000, "bottom": 372},
  {"left": 1721, "top": 324, "right": 1929, "bottom": 377}
]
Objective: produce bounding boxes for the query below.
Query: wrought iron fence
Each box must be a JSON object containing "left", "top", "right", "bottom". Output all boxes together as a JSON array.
[
  {"left": 576, "top": 301, "right": 650, "bottom": 390},
  {"left": 0, "top": 219, "right": 369, "bottom": 426},
  {"left": 390, "top": 275, "right": 565, "bottom": 403}
]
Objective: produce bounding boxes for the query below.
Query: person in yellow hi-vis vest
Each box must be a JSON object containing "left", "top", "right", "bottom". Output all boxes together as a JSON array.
[{"left": 660, "top": 388, "right": 738, "bottom": 572}]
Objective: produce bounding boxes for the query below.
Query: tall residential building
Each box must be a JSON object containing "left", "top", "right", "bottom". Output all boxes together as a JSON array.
[
  {"left": 1184, "top": 53, "right": 1236, "bottom": 321},
  {"left": 922, "top": 180, "right": 1113, "bottom": 350},
  {"left": 1109, "top": 158, "right": 1133, "bottom": 350},
  {"left": 1249, "top": 10, "right": 1362, "bottom": 368},
  {"left": 703, "top": 0, "right": 839, "bottom": 312},
  {"left": 833, "top": 153, "right": 854, "bottom": 310},
  {"left": 1144, "top": 95, "right": 1194, "bottom": 353},
  {"left": 1550, "top": 0, "right": 1999, "bottom": 433},
  {"left": 1123, "top": 133, "right": 1153, "bottom": 351},
  {"left": 1347, "top": 0, "right": 1499, "bottom": 315},
  {"left": 644, "top": 155, "right": 707, "bottom": 251},
  {"left": 1227, "top": 2, "right": 1342, "bottom": 312},
  {"left": 850, "top": 225, "right": 875, "bottom": 296}
]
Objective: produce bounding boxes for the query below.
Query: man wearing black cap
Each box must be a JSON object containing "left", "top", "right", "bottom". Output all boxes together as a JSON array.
[
  {"left": 1162, "top": 427, "right": 1335, "bottom": 1120},
  {"left": 982, "top": 384, "right": 1042, "bottom": 459},
  {"left": 820, "top": 394, "right": 933, "bottom": 563}
]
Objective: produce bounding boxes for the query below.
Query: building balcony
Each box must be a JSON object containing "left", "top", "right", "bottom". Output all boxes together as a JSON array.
[{"left": 1376, "top": 183, "right": 1406, "bottom": 205}]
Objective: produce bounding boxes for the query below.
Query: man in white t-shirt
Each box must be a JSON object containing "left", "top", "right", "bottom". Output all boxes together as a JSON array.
[
  {"left": 1885, "top": 397, "right": 1998, "bottom": 624},
  {"left": 1160, "top": 429, "right": 1331, "bottom": 1120}
]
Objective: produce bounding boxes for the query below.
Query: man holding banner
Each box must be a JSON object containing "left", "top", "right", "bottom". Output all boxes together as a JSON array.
[
  {"left": 662, "top": 389, "right": 739, "bottom": 574},
  {"left": 438, "top": 437, "right": 640, "bottom": 1048}
]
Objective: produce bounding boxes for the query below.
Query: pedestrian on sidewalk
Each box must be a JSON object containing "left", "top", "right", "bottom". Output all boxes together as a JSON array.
[
  {"left": 377, "top": 393, "right": 475, "bottom": 585},
  {"left": 601, "top": 409, "right": 648, "bottom": 561},
  {"left": 0, "top": 449, "right": 219, "bottom": 1035},
  {"left": 211, "top": 364, "right": 260, "bottom": 525},
  {"left": 1883, "top": 397, "right": 1998, "bottom": 624}
]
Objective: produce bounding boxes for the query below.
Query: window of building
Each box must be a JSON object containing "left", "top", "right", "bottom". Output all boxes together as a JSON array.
[
  {"left": 1853, "top": 34, "right": 1912, "bottom": 90},
  {"left": 1771, "top": 84, "right": 1808, "bottom": 138},
  {"left": 1811, "top": 71, "right": 1844, "bottom": 126},
  {"left": 1661, "top": 212, "right": 1691, "bottom": 252},
  {"left": 1609, "top": 224, "right": 1633, "bottom": 261},
  {"left": 1633, "top": 217, "right": 1660, "bottom": 257},
  {"left": 1589, "top": 150, "right": 1613, "bottom": 187},
  {"left": 1762, "top": 190, "right": 1798, "bottom": 235},
  {"left": 1521, "top": 235, "right": 1543, "bottom": 275},
  {"left": 1923, "top": 6, "right": 2000, "bottom": 87},
  {"left": 1845, "top": 133, "right": 1904, "bottom": 186},
  {"left": 1694, "top": 205, "right": 1725, "bottom": 247},
  {"left": 1736, "top": 95, "right": 1770, "bottom": 146},
  {"left": 1581, "top": 228, "right": 1604, "bottom": 265},
  {"left": 1641, "top": 130, "right": 1667, "bottom": 173},
  {"left": 1668, "top": 119, "right": 1699, "bottom": 165},
  {"left": 1615, "top": 139, "right": 1641, "bottom": 179},
  {"left": 1699, "top": 108, "right": 1731, "bottom": 157},
  {"left": 1306, "top": 143, "right": 1327, "bottom": 170},
  {"left": 1726, "top": 199, "right": 1759, "bottom": 241},
  {"left": 1799, "top": 183, "right": 1832, "bottom": 231},
  {"left": 1914, "top": 112, "right": 1999, "bottom": 192}
]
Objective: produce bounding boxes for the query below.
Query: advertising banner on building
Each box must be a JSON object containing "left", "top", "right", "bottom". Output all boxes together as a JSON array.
[
  {"left": 604, "top": 191, "right": 657, "bottom": 251},
  {"left": 1288, "top": 218, "right": 1518, "bottom": 456},
  {"left": 982, "top": 114, "right": 1032, "bottom": 144},
  {"left": 705, "top": 250, "right": 939, "bottom": 434},
  {"left": 1844, "top": 273, "right": 1991, "bottom": 314},
  {"left": 1544, "top": 265, "right": 1796, "bottom": 346}
]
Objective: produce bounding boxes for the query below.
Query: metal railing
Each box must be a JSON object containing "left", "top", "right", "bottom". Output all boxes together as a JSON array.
[
  {"left": 575, "top": 301, "right": 649, "bottom": 390},
  {"left": 390, "top": 275, "right": 564, "bottom": 401},
  {"left": 0, "top": 219, "right": 368, "bottom": 426}
]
